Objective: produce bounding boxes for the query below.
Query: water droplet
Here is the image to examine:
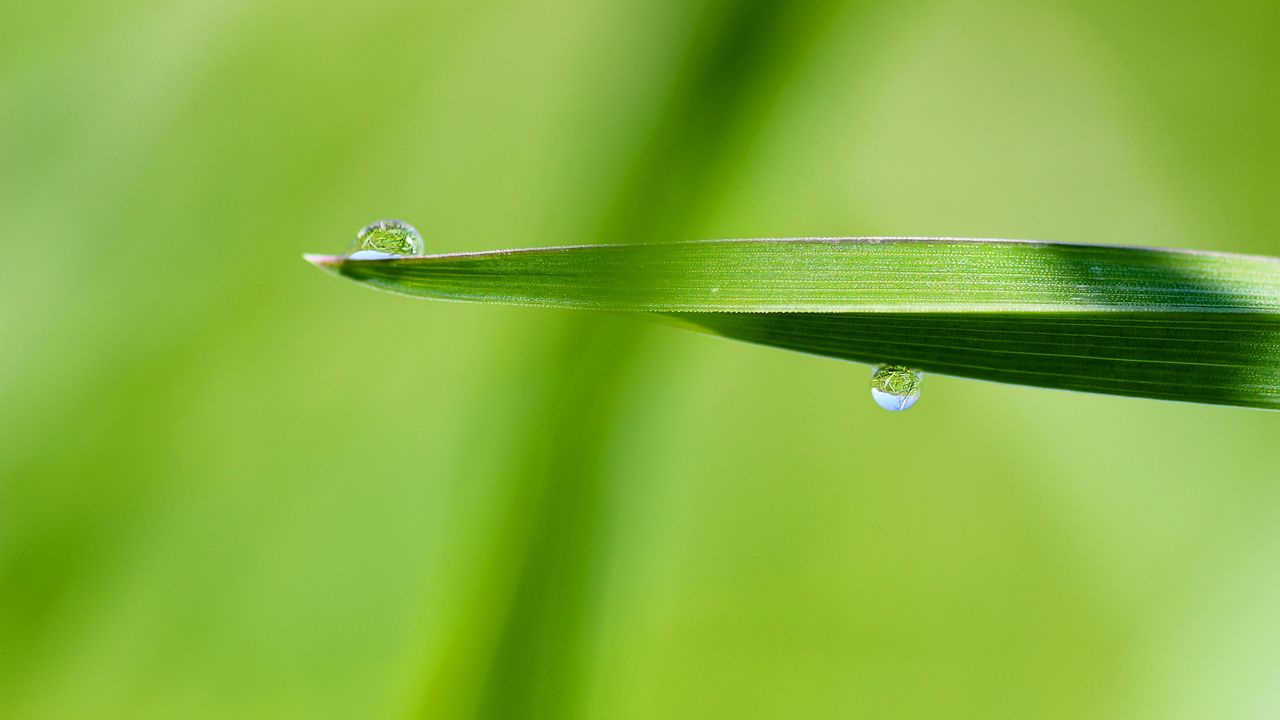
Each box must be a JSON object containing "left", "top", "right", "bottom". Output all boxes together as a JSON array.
[
  {"left": 870, "top": 364, "right": 922, "bottom": 412},
  {"left": 348, "top": 219, "right": 424, "bottom": 259}
]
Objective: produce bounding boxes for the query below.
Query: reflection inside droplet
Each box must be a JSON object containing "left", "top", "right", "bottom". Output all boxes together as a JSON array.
[
  {"left": 348, "top": 219, "right": 424, "bottom": 258},
  {"left": 870, "top": 364, "right": 922, "bottom": 412}
]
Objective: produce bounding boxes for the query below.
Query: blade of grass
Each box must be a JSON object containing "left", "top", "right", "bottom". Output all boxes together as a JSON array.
[
  {"left": 307, "top": 238, "right": 1280, "bottom": 409},
  {"left": 405, "top": 2, "right": 861, "bottom": 716}
]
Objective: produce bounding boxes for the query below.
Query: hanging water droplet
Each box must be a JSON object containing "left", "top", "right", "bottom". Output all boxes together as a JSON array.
[
  {"left": 870, "top": 364, "right": 922, "bottom": 412},
  {"left": 348, "top": 219, "right": 424, "bottom": 259}
]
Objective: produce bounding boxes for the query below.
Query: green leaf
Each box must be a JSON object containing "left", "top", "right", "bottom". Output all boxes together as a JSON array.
[{"left": 306, "top": 238, "right": 1280, "bottom": 409}]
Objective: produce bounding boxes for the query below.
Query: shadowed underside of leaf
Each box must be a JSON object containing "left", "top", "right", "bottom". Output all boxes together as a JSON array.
[
  {"left": 671, "top": 312, "right": 1280, "bottom": 408},
  {"left": 307, "top": 238, "right": 1280, "bottom": 409}
]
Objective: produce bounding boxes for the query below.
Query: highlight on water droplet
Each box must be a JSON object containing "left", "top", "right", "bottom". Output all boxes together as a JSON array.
[
  {"left": 870, "top": 364, "right": 922, "bottom": 412},
  {"left": 348, "top": 219, "right": 424, "bottom": 259}
]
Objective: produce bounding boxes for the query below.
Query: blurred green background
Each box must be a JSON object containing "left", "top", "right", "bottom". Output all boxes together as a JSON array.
[{"left": 4, "top": 0, "right": 1280, "bottom": 718}]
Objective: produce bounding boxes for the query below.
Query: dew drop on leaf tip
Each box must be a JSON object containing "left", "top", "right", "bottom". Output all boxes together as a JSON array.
[
  {"left": 347, "top": 219, "right": 424, "bottom": 260},
  {"left": 871, "top": 364, "right": 922, "bottom": 412}
]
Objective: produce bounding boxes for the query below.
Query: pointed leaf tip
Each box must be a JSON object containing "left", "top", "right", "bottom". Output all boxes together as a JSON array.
[{"left": 304, "top": 253, "right": 344, "bottom": 269}]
